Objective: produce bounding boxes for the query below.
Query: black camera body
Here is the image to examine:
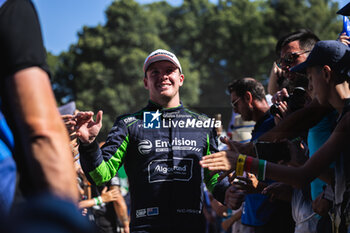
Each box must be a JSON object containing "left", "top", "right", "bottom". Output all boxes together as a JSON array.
[{"left": 270, "top": 87, "right": 306, "bottom": 116}]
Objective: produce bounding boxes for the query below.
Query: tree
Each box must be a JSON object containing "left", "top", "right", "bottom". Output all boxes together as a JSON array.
[
  {"left": 264, "top": 0, "right": 341, "bottom": 41},
  {"left": 50, "top": 0, "right": 343, "bottom": 133},
  {"left": 52, "top": 0, "right": 200, "bottom": 139}
]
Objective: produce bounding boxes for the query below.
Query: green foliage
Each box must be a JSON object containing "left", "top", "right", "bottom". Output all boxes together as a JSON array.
[
  {"left": 50, "top": 0, "right": 343, "bottom": 138},
  {"left": 264, "top": 0, "right": 341, "bottom": 41}
]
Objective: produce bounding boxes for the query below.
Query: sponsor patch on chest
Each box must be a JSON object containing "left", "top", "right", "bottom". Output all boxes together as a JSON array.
[
  {"left": 136, "top": 207, "right": 159, "bottom": 218},
  {"left": 148, "top": 158, "right": 193, "bottom": 183}
]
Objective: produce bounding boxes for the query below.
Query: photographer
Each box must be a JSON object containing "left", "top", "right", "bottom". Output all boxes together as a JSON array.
[
  {"left": 227, "top": 77, "right": 294, "bottom": 233},
  {"left": 270, "top": 30, "right": 319, "bottom": 122},
  {"left": 270, "top": 87, "right": 310, "bottom": 125}
]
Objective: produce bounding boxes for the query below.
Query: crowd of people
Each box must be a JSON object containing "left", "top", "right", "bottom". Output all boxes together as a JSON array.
[
  {"left": 1, "top": 0, "right": 350, "bottom": 233},
  {"left": 201, "top": 6, "right": 350, "bottom": 233}
]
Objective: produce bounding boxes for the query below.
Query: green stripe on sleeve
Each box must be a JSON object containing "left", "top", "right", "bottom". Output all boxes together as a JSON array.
[
  {"left": 204, "top": 168, "right": 220, "bottom": 193},
  {"left": 89, "top": 135, "right": 129, "bottom": 186},
  {"left": 206, "top": 134, "right": 210, "bottom": 155},
  {"left": 203, "top": 134, "right": 219, "bottom": 192}
]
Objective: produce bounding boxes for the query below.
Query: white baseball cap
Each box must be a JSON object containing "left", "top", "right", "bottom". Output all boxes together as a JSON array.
[{"left": 143, "top": 49, "right": 182, "bottom": 75}]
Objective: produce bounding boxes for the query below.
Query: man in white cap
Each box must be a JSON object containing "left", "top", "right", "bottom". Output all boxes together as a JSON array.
[{"left": 75, "top": 49, "right": 230, "bottom": 233}]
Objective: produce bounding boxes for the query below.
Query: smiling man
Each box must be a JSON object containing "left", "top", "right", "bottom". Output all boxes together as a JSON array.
[{"left": 76, "top": 49, "right": 230, "bottom": 233}]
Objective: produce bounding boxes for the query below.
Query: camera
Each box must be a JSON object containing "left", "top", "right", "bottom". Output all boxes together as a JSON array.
[{"left": 270, "top": 87, "right": 306, "bottom": 116}]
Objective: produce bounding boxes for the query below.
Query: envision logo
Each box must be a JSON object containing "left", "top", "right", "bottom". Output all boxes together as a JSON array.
[
  {"left": 138, "top": 139, "right": 152, "bottom": 155},
  {"left": 155, "top": 138, "right": 196, "bottom": 147}
]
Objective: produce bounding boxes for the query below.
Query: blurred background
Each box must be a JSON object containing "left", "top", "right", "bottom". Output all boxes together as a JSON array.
[{"left": 32, "top": 0, "right": 349, "bottom": 140}]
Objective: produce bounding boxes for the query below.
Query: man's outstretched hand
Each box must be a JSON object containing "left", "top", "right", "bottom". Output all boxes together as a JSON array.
[
  {"left": 200, "top": 137, "right": 239, "bottom": 181},
  {"left": 75, "top": 111, "right": 103, "bottom": 144}
]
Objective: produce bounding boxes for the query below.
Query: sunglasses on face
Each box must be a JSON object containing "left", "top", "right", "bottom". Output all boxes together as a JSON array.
[
  {"left": 276, "top": 50, "right": 310, "bottom": 68},
  {"left": 231, "top": 97, "right": 241, "bottom": 108}
]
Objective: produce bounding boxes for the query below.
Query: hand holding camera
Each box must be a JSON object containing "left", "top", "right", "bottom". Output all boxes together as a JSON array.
[{"left": 270, "top": 87, "right": 307, "bottom": 117}]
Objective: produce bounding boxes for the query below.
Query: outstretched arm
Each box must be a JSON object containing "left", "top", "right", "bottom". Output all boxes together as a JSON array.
[
  {"left": 78, "top": 186, "right": 119, "bottom": 209},
  {"left": 4, "top": 67, "right": 78, "bottom": 201},
  {"left": 259, "top": 98, "right": 332, "bottom": 142},
  {"left": 1, "top": 0, "right": 78, "bottom": 202},
  {"left": 75, "top": 111, "right": 103, "bottom": 144},
  {"left": 232, "top": 98, "right": 333, "bottom": 156},
  {"left": 201, "top": 114, "right": 349, "bottom": 188},
  {"left": 79, "top": 117, "right": 128, "bottom": 186}
]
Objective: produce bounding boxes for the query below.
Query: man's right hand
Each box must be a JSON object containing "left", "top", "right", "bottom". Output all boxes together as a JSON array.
[
  {"left": 271, "top": 88, "right": 289, "bottom": 104},
  {"left": 224, "top": 185, "right": 246, "bottom": 210},
  {"left": 75, "top": 110, "right": 103, "bottom": 144}
]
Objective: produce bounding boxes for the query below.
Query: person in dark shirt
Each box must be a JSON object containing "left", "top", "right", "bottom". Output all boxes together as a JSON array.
[
  {"left": 0, "top": 0, "right": 91, "bottom": 232},
  {"left": 201, "top": 40, "right": 350, "bottom": 233},
  {"left": 226, "top": 77, "right": 294, "bottom": 233}
]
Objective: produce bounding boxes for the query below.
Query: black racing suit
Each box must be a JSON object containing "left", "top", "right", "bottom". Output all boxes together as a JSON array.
[{"left": 80, "top": 101, "right": 229, "bottom": 233}]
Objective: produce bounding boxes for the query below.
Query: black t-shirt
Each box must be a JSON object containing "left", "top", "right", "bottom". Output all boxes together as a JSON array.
[
  {"left": 0, "top": 0, "right": 50, "bottom": 195},
  {"left": 0, "top": 0, "right": 49, "bottom": 80}
]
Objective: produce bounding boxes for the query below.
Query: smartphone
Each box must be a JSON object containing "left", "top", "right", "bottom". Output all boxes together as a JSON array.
[
  {"left": 254, "top": 141, "right": 290, "bottom": 163},
  {"left": 233, "top": 178, "right": 247, "bottom": 184}
]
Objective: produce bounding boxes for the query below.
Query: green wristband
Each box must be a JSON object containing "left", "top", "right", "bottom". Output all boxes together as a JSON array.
[
  {"left": 258, "top": 159, "right": 266, "bottom": 181},
  {"left": 94, "top": 197, "right": 100, "bottom": 205}
]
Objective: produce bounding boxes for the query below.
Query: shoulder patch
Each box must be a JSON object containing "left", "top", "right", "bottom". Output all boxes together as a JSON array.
[{"left": 123, "top": 116, "right": 137, "bottom": 125}]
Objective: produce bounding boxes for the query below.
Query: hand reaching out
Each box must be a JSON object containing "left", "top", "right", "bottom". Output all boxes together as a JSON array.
[
  {"left": 101, "top": 186, "right": 120, "bottom": 203},
  {"left": 61, "top": 114, "right": 77, "bottom": 135},
  {"left": 75, "top": 111, "right": 103, "bottom": 144},
  {"left": 62, "top": 114, "right": 79, "bottom": 156},
  {"left": 220, "top": 137, "right": 255, "bottom": 156},
  {"left": 200, "top": 137, "right": 240, "bottom": 181}
]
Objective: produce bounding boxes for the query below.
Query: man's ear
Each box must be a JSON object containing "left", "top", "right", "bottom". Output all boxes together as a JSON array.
[
  {"left": 244, "top": 91, "right": 253, "bottom": 104},
  {"left": 179, "top": 74, "right": 185, "bottom": 87},
  {"left": 323, "top": 65, "right": 332, "bottom": 84},
  {"left": 144, "top": 76, "right": 149, "bottom": 89}
]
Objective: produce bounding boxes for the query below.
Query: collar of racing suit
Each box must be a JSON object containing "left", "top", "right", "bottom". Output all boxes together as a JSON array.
[{"left": 145, "top": 100, "right": 184, "bottom": 113}]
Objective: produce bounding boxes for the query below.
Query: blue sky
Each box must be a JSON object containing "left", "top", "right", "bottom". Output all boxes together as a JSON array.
[{"left": 32, "top": 0, "right": 349, "bottom": 55}]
